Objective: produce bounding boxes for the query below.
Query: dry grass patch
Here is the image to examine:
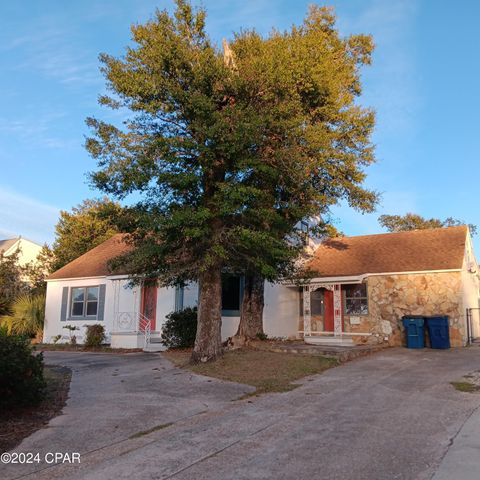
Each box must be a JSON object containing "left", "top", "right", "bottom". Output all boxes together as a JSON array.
[
  {"left": 451, "top": 371, "right": 480, "bottom": 393},
  {"left": 451, "top": 381, "right": 480, "bottom": 393},
  {"left": 163, "top": 348, "right": 338, "bottom": 395}
]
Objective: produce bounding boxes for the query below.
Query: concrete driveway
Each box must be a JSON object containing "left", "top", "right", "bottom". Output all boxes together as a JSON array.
[{"left": 3, "top": 347, "right": 480, "bottom": 480}]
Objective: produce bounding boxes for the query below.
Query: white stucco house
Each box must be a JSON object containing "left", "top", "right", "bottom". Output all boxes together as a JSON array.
[
  {"left": 44, "top": 234, "right": 299, "bottom": 351},
  {"left": 43, "top": 226, "right": 480, "bottom": 351},
  {"left": 0, "top": 236, "right": 43, "bottom": 267}
]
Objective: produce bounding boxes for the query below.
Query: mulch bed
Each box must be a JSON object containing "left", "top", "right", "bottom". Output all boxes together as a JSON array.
[
  {"left": 35, "top": 344, "right": 143, "bottom": 354},
  {"left": 0, "top": 365, "right": 72, "bottom": 453}
]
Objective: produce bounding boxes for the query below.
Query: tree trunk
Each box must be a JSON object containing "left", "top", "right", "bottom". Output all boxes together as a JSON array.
[
  {"left": 234, "top": 273, "right": 265, "bottom": 344},
  {"left": 191, "top": 266, "right": 223, "bottom": 363}
]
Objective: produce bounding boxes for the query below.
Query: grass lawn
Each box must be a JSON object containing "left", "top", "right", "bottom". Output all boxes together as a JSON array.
[
  {"left": 451, "top": 371, "right": 480, "bottom": 393},
  {"left": 163, "top": 348, "right": 338, "bottom": 396},
  {"left": 0, "top": 365, "right": 71, "bottom": 452},
  {"left": 451, "top": 381, "right": 480, "bottom": 393}
]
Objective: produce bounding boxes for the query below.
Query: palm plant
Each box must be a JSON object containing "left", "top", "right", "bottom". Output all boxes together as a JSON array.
[
  {"left": 2, "top": 294, "right": 46, "bottom": 338},
  {"left": 0, "top": 298, "right": 12, "bottom": 317}
]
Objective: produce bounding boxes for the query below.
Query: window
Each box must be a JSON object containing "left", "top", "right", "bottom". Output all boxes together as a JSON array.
[
  {"left": 221, "top": 275, "right": 243, "bottom": 316},
  {"left": 343, "top": 284, "right": 368, "bottom": 315},
  {"left": 71, "top": 287, "right": 99, "bottom": 318},
  {"left": 311, "top": 289, "right": 324, "bottom": 315}
]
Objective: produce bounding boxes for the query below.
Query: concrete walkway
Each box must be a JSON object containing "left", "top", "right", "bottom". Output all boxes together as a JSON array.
[
  {"left": 432, "top": 400, "right": 480, "bottom": 480},
  {"left": 2, "top": 348, "right": 480, "bottom": 480}
]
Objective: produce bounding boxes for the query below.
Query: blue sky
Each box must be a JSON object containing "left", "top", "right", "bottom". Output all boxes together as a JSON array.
[{"left": 1, "top": 0, "right": 479, "bottom": 250}]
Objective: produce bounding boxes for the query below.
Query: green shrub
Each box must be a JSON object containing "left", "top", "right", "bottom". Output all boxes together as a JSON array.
[
  {"left": 84, "top": 324, "right": 106, "bottom": 347},
  {"left": 0, "top": 330, "right": 46, "bottom": 409},
  {"left": 161, "top": 307, "right": 197, "bottom": 348}
]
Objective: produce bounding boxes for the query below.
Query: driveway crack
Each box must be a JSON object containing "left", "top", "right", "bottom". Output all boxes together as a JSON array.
[
  {"left": 429, "top": 402, "right": 480, "bottom": 479},
  {"left": 162, "top": 421, "right": 279, "bottom": 479}
]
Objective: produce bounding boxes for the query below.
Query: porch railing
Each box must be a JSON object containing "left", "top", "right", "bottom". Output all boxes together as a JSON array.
[{"left": 113, "top": 311, "right": 153, "bottom": 348}]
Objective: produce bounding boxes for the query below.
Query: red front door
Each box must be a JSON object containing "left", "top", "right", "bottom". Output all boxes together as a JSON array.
[
  {"left": 140, "top": 284, "right": 157, "bottom": 331},
  {"left": 323, "top": 289, "right": 334, "bottom": 332}
]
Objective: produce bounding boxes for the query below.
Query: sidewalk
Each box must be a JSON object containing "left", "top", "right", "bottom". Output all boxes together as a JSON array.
[{"left": 432, "top": 404, "right": 480, "bottom": 480}]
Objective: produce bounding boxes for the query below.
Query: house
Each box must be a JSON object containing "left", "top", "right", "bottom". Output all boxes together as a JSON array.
[
  {"left": 43, "top": 226, "right": 480, "bottom": 349},
  {"left": 297, "top": 225, "right": 479, "bottom": 347},
  {"left": 43, "top": 234, "right": 298, "bottom": 349},
  {"left": 0, "top": 236, "right": 43, "bottom": 267}
]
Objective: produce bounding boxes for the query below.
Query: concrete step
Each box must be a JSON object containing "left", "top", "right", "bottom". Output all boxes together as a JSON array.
[
  {"left": 149, "top": 337, "right": 163, "bottom": 344},
  {"left": 143, "top": 343, "right": 166, "bottom": 353},
  {"left": 304, "top": 336, "right": 354, "bottom": 346}
]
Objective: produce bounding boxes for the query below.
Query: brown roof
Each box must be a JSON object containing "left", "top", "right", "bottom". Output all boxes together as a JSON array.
[
  {"left": 48, "top": 234, "right": 132, "bottom": 280},
  {"left": 306, "top": 226, "right": 468, "bottom": 278},
  {"left": 0, "top": 238, "right": 19, "bottom": 253},
  {"left": 49, "top": 226, "right": 469, "bottom": 281}
]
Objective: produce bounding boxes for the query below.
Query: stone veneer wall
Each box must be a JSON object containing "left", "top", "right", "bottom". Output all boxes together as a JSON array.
[{"left": 344, "top": 272, "right": 465, "bottom": 347}]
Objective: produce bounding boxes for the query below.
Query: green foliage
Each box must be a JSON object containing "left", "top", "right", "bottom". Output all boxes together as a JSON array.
[
  {"left": 52, "top": 334, "right": 62, "bottom": 344},
  {"left": 256, "top": 332, "right": 268, "bottom": 341},
  {"left": 0, "top": 249, "right": 28, "bottom": 310},
  {"left": 84, "top": 324, "right": 106, "bottom": 347},
  {"left": 1, "top": 294, "right": 45, "bottom": 337},
  {"left": 161, "top": 307, "right": 198, "bottom": 348},
  {"left": 87, "top": 1, "right": 377, "bottom": 287},
  {"left": 0, "top": 331, "right": 46, "bottom": 409},
  {"left": 379, "top": 213, "right": 476, "bottom": 235},
  {"left": 50, "top": 198, "right": 124, "bottom": 271},
  {"left": 0, "top": 298, "right": 12, "bottom": 317},
  {"left": 63, "top": 325, "right": 79, "bottom": 345},
  {"left": 22, "top": 244, "right": 56, "bottom": 295}
]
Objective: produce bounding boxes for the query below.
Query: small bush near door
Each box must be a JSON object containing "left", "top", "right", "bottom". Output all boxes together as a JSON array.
[
  {"left": 0, "top": 329, "right": 46, "bottom": 409},
  {"left": 161, "top": 307, "right": 197, "bottom": 348},
  {"left": 84, "top": 324, "right": 106, "bottom": 347}
]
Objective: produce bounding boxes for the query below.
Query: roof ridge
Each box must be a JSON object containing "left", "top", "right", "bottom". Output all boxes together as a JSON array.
[{"left": 325, "top": 225, "right": 467, "bottom": 243}]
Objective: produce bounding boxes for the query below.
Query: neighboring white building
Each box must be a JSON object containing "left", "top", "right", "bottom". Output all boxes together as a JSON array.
[
  {"left": 43, "top": 227, "right": 480, "bottom": 351},
  {"left": 0, "top": 236, "right": 43, "bottom": 267}
]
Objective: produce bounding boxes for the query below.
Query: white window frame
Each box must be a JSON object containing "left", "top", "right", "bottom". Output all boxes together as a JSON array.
[{"left": 343, "top": 284, "right": 369, "bottom": 316}]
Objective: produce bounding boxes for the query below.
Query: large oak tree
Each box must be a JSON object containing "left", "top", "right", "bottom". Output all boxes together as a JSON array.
[{"left": 86, "top": 1, "right": 377, "bottom": 362}]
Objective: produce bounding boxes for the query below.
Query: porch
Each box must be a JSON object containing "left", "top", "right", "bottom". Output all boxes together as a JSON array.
[
  {"left": 110, "top": 279, "right": 165, "bottom": 352},
  {"left": 299, "top": 279, "right": 372, "bottom": 347}
]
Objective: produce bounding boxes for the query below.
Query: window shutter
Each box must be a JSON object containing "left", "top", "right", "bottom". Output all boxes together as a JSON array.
[
  {"left": 60, "top": 287, "right": 68, "bottom": 321},
  {"left": 97, "top": 284, "right": 106, "bottom": 321},
  {"left": 174, "top": 286, "right": 184, "bottom": 312}
]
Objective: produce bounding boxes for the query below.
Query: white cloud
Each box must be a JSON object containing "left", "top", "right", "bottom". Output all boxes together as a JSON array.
[
  {"left": 0, "top": 112, "right": 78, "bottom": 150},
  {"left": 0, "top": 187, "right": 59, "bottom": 244},
  {"left": 1, "top": 19, "right": 101, "bottom": 88}
]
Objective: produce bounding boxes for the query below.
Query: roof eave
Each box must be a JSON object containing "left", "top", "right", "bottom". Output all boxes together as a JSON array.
[{"left": 285, "top": 268, "right": 462, "bottom": 286}]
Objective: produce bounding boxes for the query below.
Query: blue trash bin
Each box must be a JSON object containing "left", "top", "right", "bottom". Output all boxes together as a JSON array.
[
  {"left": 402, "top": 316, "right": 425, "bottom": 348},
  {"left": 425, "top": 316, "right": 450, "bottom": 349}
]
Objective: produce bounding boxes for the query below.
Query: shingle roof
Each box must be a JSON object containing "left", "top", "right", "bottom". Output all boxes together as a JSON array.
[
  {"left": 48, "top": 234, "right": 132, "bottom": 280},
  {"left": 306, "top": 226, "right": 468, "bottom": 278},
  {"left": 48, "top": 226, "right": 469, "bottom": 281},
  {"left": 0, "top": 238, "right": 19, "bottom": 253}
]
